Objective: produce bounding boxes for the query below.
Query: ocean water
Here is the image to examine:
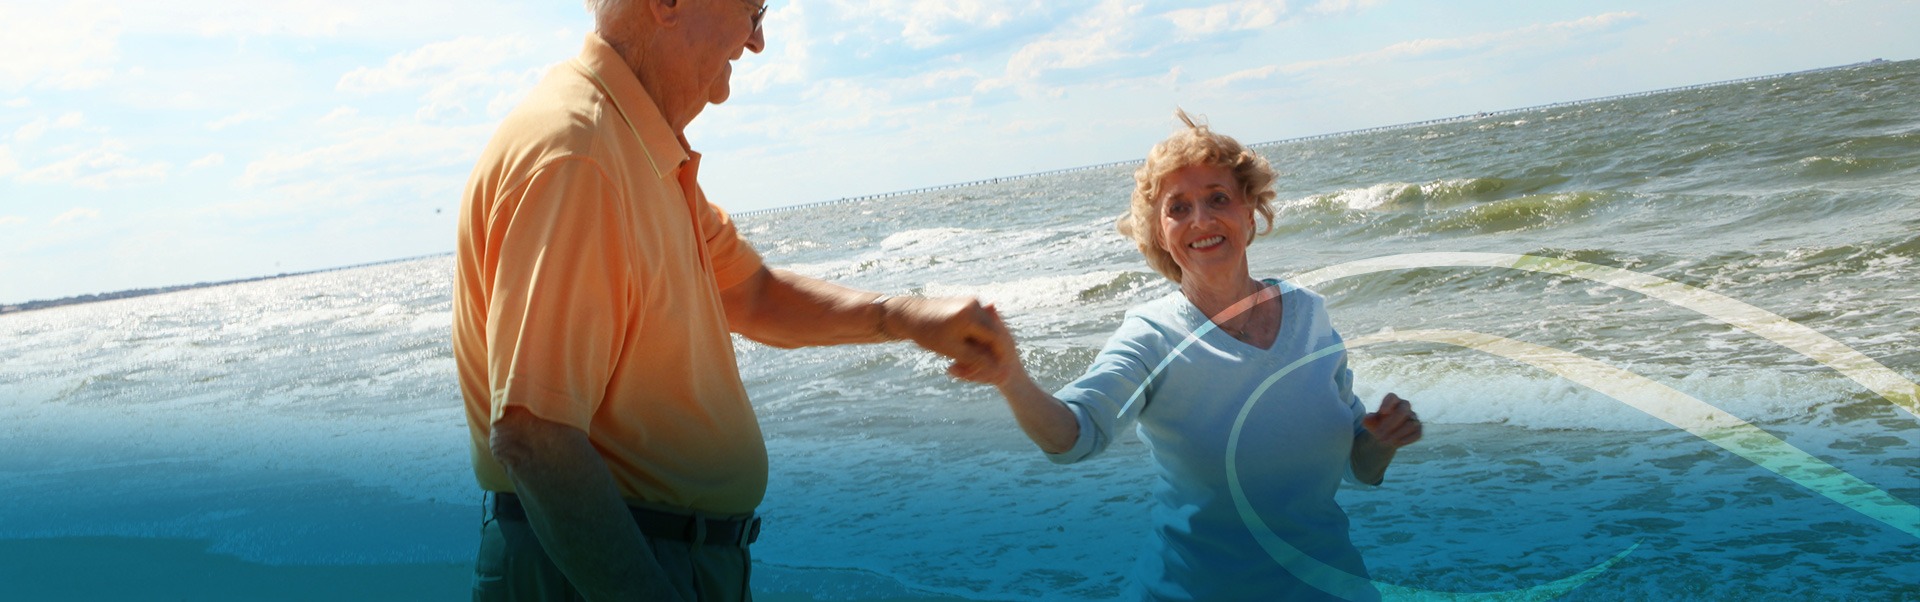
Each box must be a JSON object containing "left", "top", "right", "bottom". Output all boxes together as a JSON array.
[{"left": 3, "top": 60, "right": 1918, "bottom": 600}]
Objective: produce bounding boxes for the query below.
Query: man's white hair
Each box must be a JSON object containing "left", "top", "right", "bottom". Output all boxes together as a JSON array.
[{"left": 584, "top": 0, "right": 622, "bottom": 18}]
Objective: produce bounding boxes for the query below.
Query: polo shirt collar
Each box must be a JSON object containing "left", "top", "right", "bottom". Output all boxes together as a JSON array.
[{"left": 572, "top": 33, "right": 693, "bottom": 179}]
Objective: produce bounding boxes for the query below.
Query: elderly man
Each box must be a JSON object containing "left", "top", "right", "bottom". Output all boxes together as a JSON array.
[{"left": 451, "top": 0, "right": 1005, "bottom": 600}]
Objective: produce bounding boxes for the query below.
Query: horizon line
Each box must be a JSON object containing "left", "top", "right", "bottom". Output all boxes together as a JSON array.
[{"left": 3, "top": 57, "right": 1902, "bottom": 312}]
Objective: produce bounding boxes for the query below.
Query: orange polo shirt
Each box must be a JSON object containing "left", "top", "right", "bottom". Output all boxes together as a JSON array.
[{"left": 453, "top": 34, "right": 768, "bottom": 515}]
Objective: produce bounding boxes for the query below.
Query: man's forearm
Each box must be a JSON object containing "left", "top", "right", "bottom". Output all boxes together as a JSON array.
[
  {"left": 723, "top": 267, "right": 894, "bottom": 348},
  {"left": 491, "top": 410, "right": 683, "bottom": 601},
  {"left": 723, "top": 266, "right": 1003, "bottom": 373}
]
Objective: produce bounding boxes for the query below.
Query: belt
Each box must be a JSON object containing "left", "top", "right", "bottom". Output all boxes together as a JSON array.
[{"left": 489, "top": 492, "right": 761, "bottom": 547}]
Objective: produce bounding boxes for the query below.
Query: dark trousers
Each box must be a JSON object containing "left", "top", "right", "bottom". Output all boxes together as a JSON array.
[{"left": 471, "top": 498, "right": 753, "bottom": 602}]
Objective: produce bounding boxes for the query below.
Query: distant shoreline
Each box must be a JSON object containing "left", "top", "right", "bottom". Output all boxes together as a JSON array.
[
  {"left": 7, "top": 58, "right": 1901, "bottom": 316},
  {"left": 0, "top": 254, "right": 450, "bottom": 316}
]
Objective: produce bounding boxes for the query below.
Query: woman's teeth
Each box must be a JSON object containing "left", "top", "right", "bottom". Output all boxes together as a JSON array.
[{"left": 1190, "top": 236, "right": 1225, "bottom": 249}]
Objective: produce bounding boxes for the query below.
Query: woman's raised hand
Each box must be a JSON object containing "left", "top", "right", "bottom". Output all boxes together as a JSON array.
[{"left": 1361, "top": 393, "right": 1423, "bottom": 449}]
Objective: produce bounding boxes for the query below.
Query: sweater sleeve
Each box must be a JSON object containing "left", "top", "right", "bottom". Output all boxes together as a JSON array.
[{"left": 1047, "top": 312, "right": 1166, "bottom": 464}]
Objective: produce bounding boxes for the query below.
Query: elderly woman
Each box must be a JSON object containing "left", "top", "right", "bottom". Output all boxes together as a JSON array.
[{"left": 964, "top": 111, "right": 1423, "bottom": 601}]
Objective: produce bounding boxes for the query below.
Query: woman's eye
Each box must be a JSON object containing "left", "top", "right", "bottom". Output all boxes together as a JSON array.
[
  {"left": 1167, "top": 202, "right": 1189, "bottom": 215},
  {"left": 1209, "top": 192, "right": 1231, "bottom": 206}
]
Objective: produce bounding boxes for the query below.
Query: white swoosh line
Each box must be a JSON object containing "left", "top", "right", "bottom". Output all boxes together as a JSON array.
[
  {"left": 1289, "top": 252, "right": 1919, "bottom": 419},
  {"left": 1227, "top": 330, "right": 1917, "bottom": 600},
  {"left": 1346, "top": 330, "right": 1920, "bottom": 541}
]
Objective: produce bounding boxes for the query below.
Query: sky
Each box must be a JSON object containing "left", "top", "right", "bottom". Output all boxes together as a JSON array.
[{"left": 1, "top": 0, "right": 1916, "bottom": 304}]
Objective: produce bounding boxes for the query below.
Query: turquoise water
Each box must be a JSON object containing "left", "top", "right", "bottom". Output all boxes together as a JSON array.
[{"left": 2, "top": 61, "right": 1917, "bottom": 599}]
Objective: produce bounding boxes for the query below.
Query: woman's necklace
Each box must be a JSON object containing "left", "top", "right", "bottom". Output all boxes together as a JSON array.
[
  {"left": 1218, "top": 300, "right": 1266, "bottom": 339},
  {"left": 1204, "top": 282, "right": 1279, "bottom": 341}
]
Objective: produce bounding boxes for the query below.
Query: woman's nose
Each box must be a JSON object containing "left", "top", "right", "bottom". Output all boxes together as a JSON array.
[{"left": 1191, "top": 202, "right": 1219, "bottom": 223}]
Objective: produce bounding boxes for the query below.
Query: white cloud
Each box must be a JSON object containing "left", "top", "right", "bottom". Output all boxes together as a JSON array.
[
  {"left": 177, "top": 2, "right": 359, "bottom": 37},
  {"left": 0, "top": 215, "right": 27, "bottom": 226},
  {"left": 994, "top": 0, "right": 1146, "bottom": 88},
  {"left": 188, "top": 153, "right": 226, "bottom": 169},
  {"left": 3, "top": 97, "right": 26, "bottom": 108},
  {"left": 1306, "top": 0, "right": 1383, "bottom": 15},
  {"left": 41, "top": 69, "right": 116, "bottom": 91},
  {"left": 0, "top": 3, "right": 123, "bottom": 91},
  {"left": 1211, "top": 65, "right": 1282, "bottom": 87},
  {"left": 338, "top": 35, "right": 543, "bottom": 121},
  {"left": 118, "top": 0, "right": 552, "bottom": 40},
  {"left": 911, "top": 68, "right": 986, "bottom": 91},
  {"left": 207, "top": 111, "right": 270, "bottom": 131},
  {"left": 239, "top": 121, "right": 491, "bottom": 192},
  {"left": 813, "top": 0, "right": 1045, "bottom": 49},
  {"left": 888, "top": 0, "right": 1031, "bottom": 48},
  {"left": 12, "top": 112, "right": 87, "bottom": 143},
  {"left": 736, "top": 0, "right": 1088, "bottom": 99},
  {"left": 0, "top": 144, "right": 15, "bottom": 176},
  {"left": 337, "top": 36, "right": 519, "bottom": 93},
  {"left": 1214, "top": 11, "right": 1646, "bottom": 86},
  {"left": 1164, "top": 0, "right": 1289, "bottom": 37},
  {"left": 51, "top": 207, "right": 101, "bottom": 225},
  {"left": 319, "top": 106, "right": 359, "bottom": 124},
  {"left": 17, "top": 139, "right": 170, "bottom": 189}
]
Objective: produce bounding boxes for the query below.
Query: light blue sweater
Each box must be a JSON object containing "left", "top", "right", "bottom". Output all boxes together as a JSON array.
[{"left": 1049, "top": 279, "right": 1379, "bottom": 601}]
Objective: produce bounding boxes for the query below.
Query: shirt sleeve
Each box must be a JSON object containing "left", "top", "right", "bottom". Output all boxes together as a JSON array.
[
  {"left": 1047, "top": 313, "right": 1164, "bottom": 465},
  {"left": 692, "top": 188, "right": 764, "bottom": 291},
  {"left": 1335, "top": 350, "right": 1379, "bottom": 488},
  {"left": 1336, "top": 353, "right": 1366, "bottom": 437},
  {"left": 483, "top": 157, "right": 635, "bottom": 431}
]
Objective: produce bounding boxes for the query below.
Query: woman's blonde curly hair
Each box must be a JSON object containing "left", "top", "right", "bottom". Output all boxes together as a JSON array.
[{"left": 1117, "top": 109, "right": 1278, "bottom": 284}]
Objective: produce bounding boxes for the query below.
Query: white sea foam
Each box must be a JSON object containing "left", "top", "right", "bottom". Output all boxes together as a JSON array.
[
  {"left": 1283, "top": 178, "right": 1490, "bottom": 212},
  {"left": 920, "top": 270, "right": 1160, "bottom": 312},
  {"left": 879, "top": 227, "right": 986, "bottom": 252},
  {"left": 1320, "top": 182, "right": 1412, "bottom": 211}
]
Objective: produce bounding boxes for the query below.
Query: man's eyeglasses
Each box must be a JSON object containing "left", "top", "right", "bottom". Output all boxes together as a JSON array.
[{"left": 735, "top": 0, "right": 767, "bottom": 33}]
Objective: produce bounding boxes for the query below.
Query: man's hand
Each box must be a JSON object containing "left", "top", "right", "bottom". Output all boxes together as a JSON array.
[
  {"left": 1360, "top": 393, "right": 1423, "bottom": 449},
  {"left": 878, "top": 295, "right": 1008, "bottom": 378},
  {"left": 945, "top": 304, "right": 1024, "bottom": 386}
]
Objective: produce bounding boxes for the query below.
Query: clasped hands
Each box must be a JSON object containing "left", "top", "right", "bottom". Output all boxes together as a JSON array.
[{"left": 879, "top": 296, "right": 1020, "bottom": 386}]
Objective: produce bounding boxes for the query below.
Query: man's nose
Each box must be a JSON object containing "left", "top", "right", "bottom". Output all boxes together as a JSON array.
[{"left": 747, "top": 23, "right": 765, "bottom": 54}]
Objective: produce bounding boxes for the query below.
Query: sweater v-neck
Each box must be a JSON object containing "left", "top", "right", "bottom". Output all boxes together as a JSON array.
[{"left": 1173, "top": 277, "right": 1295, "bottom": 353}]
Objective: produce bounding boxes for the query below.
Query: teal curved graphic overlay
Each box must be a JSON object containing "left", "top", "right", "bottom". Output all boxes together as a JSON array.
[
  {"left": 1288, "top": 252, "right": 1919, "bottom": 419},
  {"left": 1339, "top": 330, "right": 1920, "bottom": 541},
  {"left": 1224, "top": 341, "right": 1640, "bottom": 601},
  {"left": 1117, "top": 252, "right": 1916, "bottom": 599}
]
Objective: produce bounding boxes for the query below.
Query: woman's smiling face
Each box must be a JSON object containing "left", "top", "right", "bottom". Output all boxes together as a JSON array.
[{"left": 1155, "top": 163, "right": 1256, "bottom": 286}]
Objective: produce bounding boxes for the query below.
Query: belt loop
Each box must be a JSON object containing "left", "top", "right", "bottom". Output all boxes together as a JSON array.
[
  {"left": 690, "top": 511, "right": 707, "bottom": 549},
  {"left": 741, "top": 516, "right": 761, "bottom": 548}
]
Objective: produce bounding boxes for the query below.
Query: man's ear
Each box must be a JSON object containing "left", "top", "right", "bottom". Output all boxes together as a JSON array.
[{"left": 647, "top": 0, "right": 682, "bottom": 27}]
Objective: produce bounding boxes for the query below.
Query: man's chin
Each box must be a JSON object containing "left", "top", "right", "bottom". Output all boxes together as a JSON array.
[{"left": 708, "top": 64, "right": 733, "bottom": 105}]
